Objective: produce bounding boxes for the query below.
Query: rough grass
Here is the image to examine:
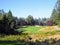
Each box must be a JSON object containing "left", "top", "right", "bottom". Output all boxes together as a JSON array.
[
  {"left": 0, "top": 26, "right": 59, "bottom": 42},
  {"left": 17, "top": 26, "right": 60, "bottom": 42},
  {"left": 0, "top": 26, "right": 60, "bottom": 45}
]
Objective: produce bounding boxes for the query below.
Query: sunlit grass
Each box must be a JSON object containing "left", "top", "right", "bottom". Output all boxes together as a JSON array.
[
  {"left": 18, "top": 26, "right": 46, "bottom": 34},
  {"left": 0, "top": 26, "right": 60, "bottom": 45}
]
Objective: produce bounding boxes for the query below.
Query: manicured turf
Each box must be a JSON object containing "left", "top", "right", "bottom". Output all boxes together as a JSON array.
[{"left": 18, "top": 26, "right": 45, "bottom": 34}]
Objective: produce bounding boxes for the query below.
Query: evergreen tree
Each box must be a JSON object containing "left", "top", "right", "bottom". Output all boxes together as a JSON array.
[
  {"left": 0, "top": 13, "right": 4, "bottom": 20},
  {"left": 26, "top": 15, "right": 34, "bottom": 25},
  {"left": 51, "top": 9, "right": 58, "bottom": 25},
  {"left": 19, "top": 17, "right": 26, "bottom": 26},
  {"left": 51, "top": 0, "right": 60, "bottom": 25},
  {"left": 57, "top": 0, "right": 60, "bottom": 24},
  {"left": 7, "top": 10, "right": 14, "bottom": 28},
  {"left": 7, "top": 10, "right": 13, "bottom": 23}
]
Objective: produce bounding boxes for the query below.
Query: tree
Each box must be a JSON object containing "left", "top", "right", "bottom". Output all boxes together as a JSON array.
[
  {"left": 51, "top": 0, "right": 60, "bottom": 25},
  {"left": 51, "top": 9, "right": 58, "bottom": 25},
  {"left": 41, "top": 18, "right": 47, "bottom": 26},
  {"left": 0, "top": 13, "right": 4, "bottom": 20},
  {"left": 7, "top": 10, "right": 13, "bottom": 22},
  {"left": 46, "top": 19, "right": 54, "bottom": 26},
  {"left": 26, "top": 15, "right": 34, "bottom": 25},
  {"left": 57, "top": 0, "right": 60, "bottom": 24},
  {"left": 0, "top": 12, "right": 10, "bottom": 34},
  {"left": 0, "top": 10, "right": 20, "bottom": 35},
  {"left": 38, "top": 18, "right": 41, "bottom": 25},
  {"left": 7, "top": 10, "right": 14, "bottom": 29},
  {"left": 19, "top": 17, "right": 26, "bottom": 26},
  {"left": 34, "top": 19, "right": 39, "bottom": 25},
  {"left": 13, "top": 17, "right": 19, "bottom": 28}
]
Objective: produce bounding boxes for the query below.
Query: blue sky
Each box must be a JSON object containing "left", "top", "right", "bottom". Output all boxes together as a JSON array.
[{"left": 0, "top": 0, "right": 57, "bottom": 18}]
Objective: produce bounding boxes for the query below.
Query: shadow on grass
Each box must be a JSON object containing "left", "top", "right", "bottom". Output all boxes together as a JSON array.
[
  {"left": 0, "top": 39, "right": 60, "bottom": 45},
  {"left": 0, "top": 40, "right": 25, "bottom": 45}
]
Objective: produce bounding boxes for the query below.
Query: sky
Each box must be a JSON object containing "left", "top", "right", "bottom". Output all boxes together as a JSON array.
[{"left": 0, "top": 0, "right": 57, "bottom": 18}]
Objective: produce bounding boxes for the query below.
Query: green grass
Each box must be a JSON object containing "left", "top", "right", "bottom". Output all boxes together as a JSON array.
[
  {"left": 17, "top": 26, "right": 60, "bottom": 40},
  {"left": 0, "top": 26, "right": 60, "bottom": 45},
  {"left": 18, "top": 26, "right": 45, "bottom": 34},
  {"left": 0, "top": 35, "right": 26, "bottom": 45},
  {"left": 0, "top": 41, "right": 25, "bottom": 45}
]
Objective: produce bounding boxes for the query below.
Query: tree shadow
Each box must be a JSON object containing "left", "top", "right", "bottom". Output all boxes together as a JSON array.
[{"left": 0, "top": 39, "right": 60, "bottom": 45}]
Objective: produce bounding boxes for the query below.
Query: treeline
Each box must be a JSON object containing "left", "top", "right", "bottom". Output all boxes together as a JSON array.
[
  {"left": 17, "top": 15, "right": 54, "bottom": 26},
  {"left": 0, "top": 0, "right": 60, "bottom": 35},
  {"left": 0, "top": 10, "right": 54, "bottom": 35}
]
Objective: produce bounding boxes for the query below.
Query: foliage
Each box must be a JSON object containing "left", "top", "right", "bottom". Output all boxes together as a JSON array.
[
  {"left": 34, "top": 19, "right": 39, "bottom": 25},
  {"left": 0, "top": 10, "right": 20, "bottom": 35},
  {"left": 19, "top": 17, "right": 26, "bottom": 26},
  {"left": 26, "top": 15, "right": 35, "bottom": 25},
  {"left": 7, "top": 10, "right": 13, "bottom": 22},
  {"left": 51, "top": 0, "right": 60, "bottom": 25},
  {"left": 46, "top": 19, "right": 54, "bottom": 26},
  {"left": 51, "top": 9, "right": 58, "bottom": 25},
  {"left": 0, "top": 13, "right": 3, "bottom": 20},
  {"left": 38, "top": 18, "right": 41, "bottom": 25}
]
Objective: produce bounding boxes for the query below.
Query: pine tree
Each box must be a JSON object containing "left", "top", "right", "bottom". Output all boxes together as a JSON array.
[
  {"left": 7, "top": 10, "right": 13, "bottom": 23},
  {"left": 57, "top": 0, "right": 60, "bottom": 24},
  {"left": 51, "top": 0, "right": 60, "bottom": 25},
  {"left": 51, "top": 9, "right": 58, "bottom": 24},
  {"left": 26, "top": 15, "right": 34, "bottom": 25}
]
